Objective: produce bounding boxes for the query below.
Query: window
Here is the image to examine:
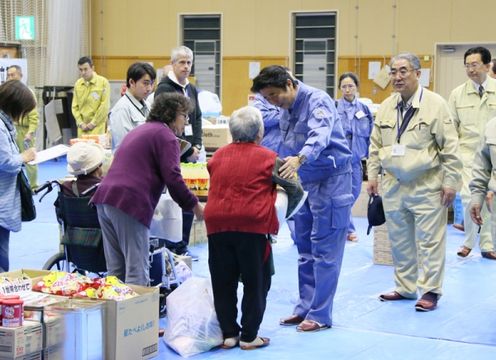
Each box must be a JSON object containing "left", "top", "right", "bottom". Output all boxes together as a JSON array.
[
  {"left": 182, "top": 15, "right": 221, "bottom": 96},
  {"left": 293, "top": 12, "right": 337, "bottom": 97}
]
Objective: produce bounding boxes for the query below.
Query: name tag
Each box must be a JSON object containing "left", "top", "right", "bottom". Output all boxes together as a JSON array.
[
  {"left": 91, "top": 91, "right": 100, "bottom": 100},
  {"left": 184, "top": 125, "right": 193, "bottom": 136},
  {"left": 392, "top": 144, "right": 406, "bottom": 157},
  {"left": 355, "top": 110, "right": 366, "bottom": 119}
]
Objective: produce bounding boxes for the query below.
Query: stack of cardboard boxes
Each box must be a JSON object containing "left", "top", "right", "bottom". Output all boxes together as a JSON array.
[{"left": 0, "top": 270, "right": 159, "bottom": 360}]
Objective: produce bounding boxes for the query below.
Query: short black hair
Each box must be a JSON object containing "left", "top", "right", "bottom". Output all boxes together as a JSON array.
[
  {"left": 251, "top": 65, "right": 297, "bottom": 93},
  {"left": 464, "top": 47, "right": 492, "bottom": 65},
  {"left": 339, "top": 72, "right": 359, "bottom": 88},
  {"left": 148, "top": 92, "right": 193, "bottom": 126},
  {"left": 126, "top": 62, "right": 157, "bottom": 87},
  {"left": 0, "top": 80, "right": 36, "bottom": 120},
  {"left": 78, "top": 56, "right": 93, "bottom": 67}
]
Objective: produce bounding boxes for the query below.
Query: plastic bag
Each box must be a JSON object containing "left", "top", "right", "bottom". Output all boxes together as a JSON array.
[
  {"left": 164, "top": 277, "right": 223, "bottom": 357},
  {"left": 174, "top": 260, "right": 192, "bottom": 284},
  {"left": 150, "top": 191, "right": 182, "bottom": 242}
]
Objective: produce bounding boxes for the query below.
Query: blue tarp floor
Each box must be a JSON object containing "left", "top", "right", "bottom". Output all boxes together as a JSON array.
[{"left": 13, "top": 159, "right": 496, "bottom": 360}]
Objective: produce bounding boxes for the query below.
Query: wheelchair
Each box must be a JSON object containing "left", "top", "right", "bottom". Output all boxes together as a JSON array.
[{"left": 35, "top": 180, "right": 183, "bottom": 316}]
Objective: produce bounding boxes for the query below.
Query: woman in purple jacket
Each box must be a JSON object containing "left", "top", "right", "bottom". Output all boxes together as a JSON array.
[{"left": 92, "top": 93, "right": 204, "bottom": 285}]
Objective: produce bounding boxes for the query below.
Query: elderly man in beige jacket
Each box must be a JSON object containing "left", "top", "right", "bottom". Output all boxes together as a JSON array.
[{"left": 367, "top": 53, "right": 462, "bottom": 312}]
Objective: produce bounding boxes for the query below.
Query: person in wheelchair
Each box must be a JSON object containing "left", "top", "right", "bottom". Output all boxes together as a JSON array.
[
  {"left": 63, "top": 142, "right": 105, "bottom": 196},
  {"left": 53, "top": 142, "right": 107, "bottom": 274}
]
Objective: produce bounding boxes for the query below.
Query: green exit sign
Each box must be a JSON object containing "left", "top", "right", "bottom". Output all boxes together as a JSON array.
[{"left": 15, "top": 16, "right": 35, "bottom": 40}]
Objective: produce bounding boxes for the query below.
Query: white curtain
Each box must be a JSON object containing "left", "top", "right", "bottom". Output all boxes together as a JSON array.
[{"left": 46, "top": 0, "right": 89, "bottom": 86}]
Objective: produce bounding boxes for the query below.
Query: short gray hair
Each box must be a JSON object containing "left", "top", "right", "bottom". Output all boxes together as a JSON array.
[
  {"left": 229, "top": 106, "right": 264, "bottom": 143},
  {"left": 390, "top": 53, "right": 421, "bottom": 70},
  {"left": 171, "top": 46, "right": 193, "bottom": 63}
]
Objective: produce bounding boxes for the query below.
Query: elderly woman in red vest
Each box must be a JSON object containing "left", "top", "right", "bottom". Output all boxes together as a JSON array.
[{"left": 205, "top": 106, "right": 282, "bottom": 351}]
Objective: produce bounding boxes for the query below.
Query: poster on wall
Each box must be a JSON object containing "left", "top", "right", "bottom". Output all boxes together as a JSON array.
[
  {"left": 0, "top": 58, "right": 28, "bottom": 84},
  {"left": 373, "top": 65, "right": 391, "bottom": 89}
]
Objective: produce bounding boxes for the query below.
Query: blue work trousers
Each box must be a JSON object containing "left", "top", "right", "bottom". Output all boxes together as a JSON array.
[
  {"left": 348, "top": 161, "right": 363, "bottom": 233},
  {"left": 293, "top": 171, "right": 352, "bottom": 326}
]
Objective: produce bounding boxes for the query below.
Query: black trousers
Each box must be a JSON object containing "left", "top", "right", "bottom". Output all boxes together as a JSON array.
[{"left": 208, "top": 232, "right": 272, "bottom": 342}]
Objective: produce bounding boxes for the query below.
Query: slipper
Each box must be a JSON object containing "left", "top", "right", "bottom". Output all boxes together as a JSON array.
[
  {"left": 296, "top": 319, "right": 331, "bottom": 332},
  {"left": 240, "top": 336, "right": 270, "bottom": 350},
  {"left": 221, "top": 336, "right": 239, "bottom": 349}
]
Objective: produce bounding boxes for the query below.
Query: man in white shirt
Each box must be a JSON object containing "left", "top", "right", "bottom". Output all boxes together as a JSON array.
[
  {"left": 448, "top": 47, "right": 496, "bottom": 259},
  {"left": 109, "top": 62, "right": 156, "bottom": 150}
]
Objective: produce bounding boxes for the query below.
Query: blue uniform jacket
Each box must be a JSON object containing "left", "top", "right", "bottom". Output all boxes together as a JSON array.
[
  {"left": 336, "top": 98, "right": 373, "bottom": 164},
  {"left": 280, "top": 81, "right": 352, "bottom": 182},
  {"left": 253, "top": 93, "right": 282, "bottom": 153}
]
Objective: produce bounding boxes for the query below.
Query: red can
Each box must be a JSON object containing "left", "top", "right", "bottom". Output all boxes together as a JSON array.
[
  {"left": 0, "top": 295, "right": 20, "bottom": 326},
  {"left": 1, "top": 298, "right": 23, "bottom": 327}
]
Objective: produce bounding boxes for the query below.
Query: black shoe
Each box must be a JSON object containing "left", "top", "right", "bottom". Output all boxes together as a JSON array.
[{"left": 272, "top": 157, "right": 307, "bottom": 219}]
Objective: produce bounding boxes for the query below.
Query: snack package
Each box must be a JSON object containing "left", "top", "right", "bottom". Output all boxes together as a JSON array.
[{"left": 32, "top": 272, "right": 138, "bottom": 300}]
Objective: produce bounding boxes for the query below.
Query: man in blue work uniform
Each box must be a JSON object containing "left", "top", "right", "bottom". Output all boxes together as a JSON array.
[
  {"left": 252, "top": 92, "right": 282, "bottom": 153},
  {"left": 251, "top": 65, "right": 353, "bottom": 332}
]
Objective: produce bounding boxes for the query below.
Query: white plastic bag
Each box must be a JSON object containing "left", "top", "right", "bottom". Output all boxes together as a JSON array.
[
  {"left": 164, "top": 277, "right": 223, "bottom": 357},
  {"left": 174, "top": 260, "right": 193, "bottom": 283},
  {"left": 150, "top": 191, "right": 182, "bottom": 242}
]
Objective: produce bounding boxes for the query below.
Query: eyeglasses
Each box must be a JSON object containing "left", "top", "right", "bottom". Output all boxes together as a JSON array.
[
  {"left": 389, "top": 67, "right": 416, "bottom": 78},
  {"left": 179, "top": 113, "right": 190, "bottom": 124},
  {"left": 464, "top": 62, "right": 484, "bottom": 70}
]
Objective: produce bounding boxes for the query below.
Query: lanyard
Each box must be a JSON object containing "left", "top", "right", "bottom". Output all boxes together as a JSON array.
[
  {"left": 396, "top": 88, "right": 423, "bottom": 143},
  {"left": 125, "top": 94, "right": 148, "bottom": 117}
]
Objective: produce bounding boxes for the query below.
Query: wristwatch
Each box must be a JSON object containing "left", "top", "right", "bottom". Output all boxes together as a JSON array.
[
  {"left": 297, "top": 154, "right": 307, "bottom": 165},
  {"left": 194, "top": 144, "right": 202, "bottom": 151}
]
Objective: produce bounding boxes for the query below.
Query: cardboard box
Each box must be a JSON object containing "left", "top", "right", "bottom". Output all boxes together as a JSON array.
[
  {"left": 351, "top": 182, "right": 369, "bottom": 218},
  {"left": 101, "top": 285, "right": 159, "bottom": 360},
  {"left": 0, "top": 352, "right": 42, "bottom": 360},
  {"left": 0, "top": 321, "right": 43, "bottom": 358},
  {"left": 202, "top": 124, "right": 231, "bottom": 149},
  {"left": 42, "top": 314, "right": 64, "bottom": 349},
  {"left": 373, "top": 224, "right": 393, "bottom": 265}
]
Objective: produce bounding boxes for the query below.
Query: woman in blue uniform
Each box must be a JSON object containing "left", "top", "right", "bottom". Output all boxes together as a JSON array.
[{"left": 336, "top": 73, "right": 373, "bottom": 241}]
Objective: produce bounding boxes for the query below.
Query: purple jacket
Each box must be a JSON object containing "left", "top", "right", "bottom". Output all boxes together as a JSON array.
[{"left": 91, "top": 121, "right": 198, "bottom": 227}]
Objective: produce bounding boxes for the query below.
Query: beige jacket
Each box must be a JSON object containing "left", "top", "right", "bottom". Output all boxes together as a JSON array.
[
  {"left": 448, "top": 77, "right": 496, "bottom": 163},
  {"left": 470, "top": 117, "right": 496, "bottom": 206},
  {"left": 368, "top": 86, "right": 461, "bottom": 189}
]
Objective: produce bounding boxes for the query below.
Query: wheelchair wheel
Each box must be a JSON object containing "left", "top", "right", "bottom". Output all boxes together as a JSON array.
[{"left": 43, "top": 251, "right": 72, "bottom": 271}]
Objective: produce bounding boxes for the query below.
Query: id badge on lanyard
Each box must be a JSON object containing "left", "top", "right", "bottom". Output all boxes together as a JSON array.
[{"left": 392, "top": 144, "right": 406, "bottom": 156}]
